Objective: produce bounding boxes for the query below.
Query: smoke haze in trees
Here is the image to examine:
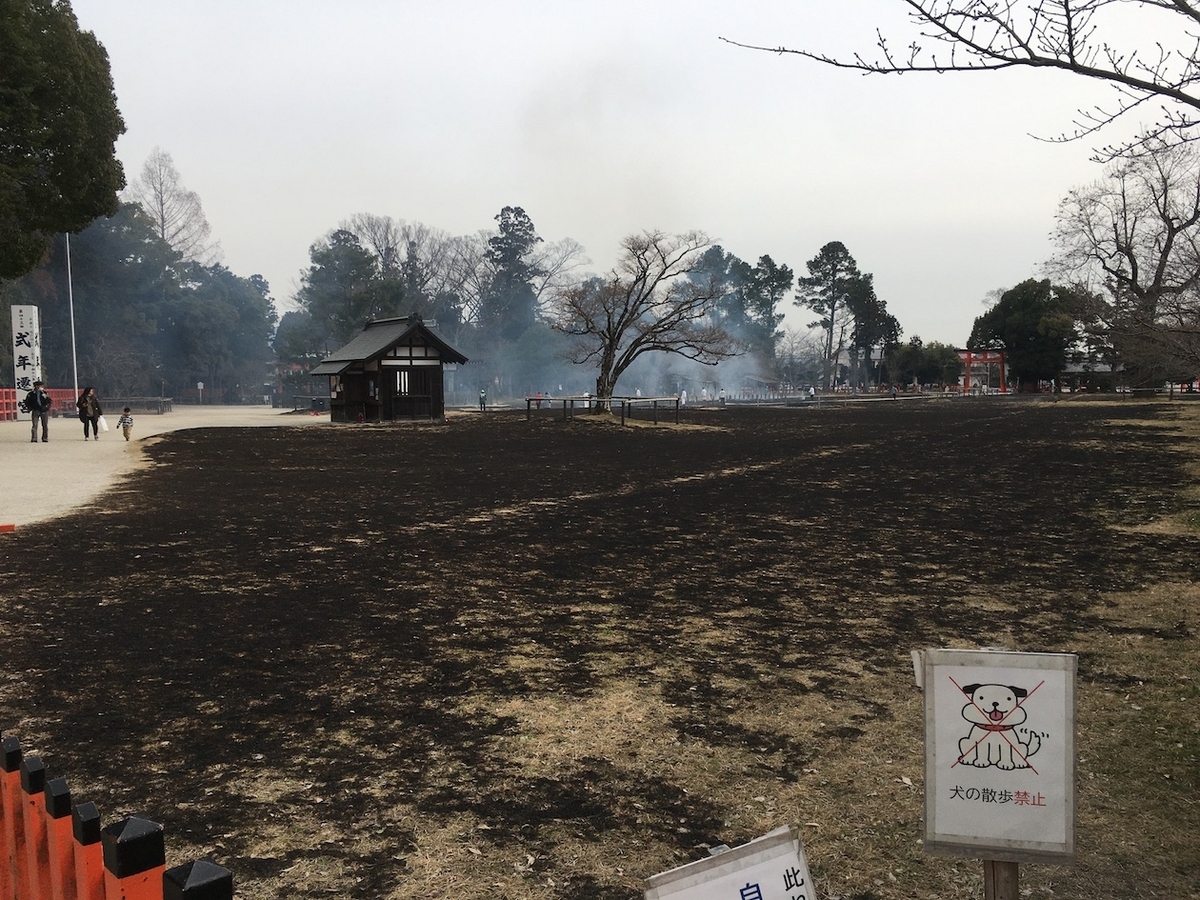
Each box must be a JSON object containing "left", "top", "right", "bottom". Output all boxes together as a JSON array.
[{"left": 69, "top": 0, "right": 1114, "bottom": 348}]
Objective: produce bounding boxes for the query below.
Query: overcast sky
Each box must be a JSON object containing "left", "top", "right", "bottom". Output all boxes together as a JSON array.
[{"left": 70, "top": 0, "right": 1121, "bottom": 346}]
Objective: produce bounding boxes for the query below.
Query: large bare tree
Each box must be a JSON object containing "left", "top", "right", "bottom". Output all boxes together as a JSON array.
[
  {"left": 125, "top": 148, "right": 220, "bottom": 264},
  {"left": 1052, "top": 138, "right": 1200, "bottom": 377},
  {"left": 723, "top": 1, "right": 1200, "bottom": 155},
  {"left": 551, "top": 231, "right": 738, "bottom": 404}
]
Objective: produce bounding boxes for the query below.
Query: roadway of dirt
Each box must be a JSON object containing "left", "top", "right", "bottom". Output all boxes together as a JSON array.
[{"left": 0, "top": 405, "right": 327, "bottom": 528}]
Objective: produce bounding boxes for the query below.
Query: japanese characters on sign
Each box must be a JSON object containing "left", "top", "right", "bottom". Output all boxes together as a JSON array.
[
  {"left": 645, "top": 826, "right": 816, "bottom": 900},
  {"left": 922, "top": 648, "right": 1077, "bottom": 863},
  {"left": 11, "top": 305, "right": 43, "bottom": 393}
]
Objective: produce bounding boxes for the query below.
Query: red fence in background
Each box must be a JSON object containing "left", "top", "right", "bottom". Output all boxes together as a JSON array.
[
  {"left": 1, "top": 733, "right": 232, "bottom": 900},
  {"left": 0, "top": 388, "right": 79, "bottom": 422}
]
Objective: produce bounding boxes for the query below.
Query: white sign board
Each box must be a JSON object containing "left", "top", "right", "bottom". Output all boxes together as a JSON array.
[
  {"left": 923, "top": 648, "right": 1076, "bottom": 863},
  {"left": 645, "top": 826, "right": 816, "bottom": 900},
  {"left": 11, "top": 305, "right": 43, "bottom": 394}
]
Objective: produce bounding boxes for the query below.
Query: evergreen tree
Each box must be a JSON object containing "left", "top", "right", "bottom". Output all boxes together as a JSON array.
[
  {"left": 0, "top": 0, "right": 126, "bottom": 277},
  {"left": 695, "top": 247, "right": 792, "bottom": 361},
  {"left": 844, "top": 275, "right": 901, "bottom": 388},
  {"left": 795, "top": 241, "right": 867, "bottom": 390},
  {"left": 294, "top": 229, "right": 394, "bottom": 350},
  {"left": 969, "top": 279, "right": 1083, "bottom": 390},
  {"left": 6, "top": 201, "right": 275, "bottom": 399},
  {"left": 480, "top": 206, "right": 543, "bottom": 341}
]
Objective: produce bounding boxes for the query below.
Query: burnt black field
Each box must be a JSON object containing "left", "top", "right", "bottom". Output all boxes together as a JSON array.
[{"left": 0, "top": 399, "right": 1195, "bottom": 900}]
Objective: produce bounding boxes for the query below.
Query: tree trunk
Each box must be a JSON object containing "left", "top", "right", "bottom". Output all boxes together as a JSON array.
[
  {"left": 824, "top": 301, "right": 837, "bottom": 391},
  {"left": 594, "top": 345, "right": 620, "bottom": 412},
  {"left": 594, "top": 372, "right": 614, "bottom": 412}
]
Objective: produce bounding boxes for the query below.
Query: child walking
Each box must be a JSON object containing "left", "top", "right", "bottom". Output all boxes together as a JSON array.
[{"left": 118, "top": 407, "right": 134, "bottom": 441}]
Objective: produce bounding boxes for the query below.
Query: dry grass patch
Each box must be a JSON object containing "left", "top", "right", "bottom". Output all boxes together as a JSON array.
[
  {"left": 3, "top": 400, "right": 1198, "bottom": 900},
  {"left": 1066, "top": 580, "right": 1200, "bottom": 899},
  {"left": 1106, "top": 403, "right": 1200, "bottom": 535}
]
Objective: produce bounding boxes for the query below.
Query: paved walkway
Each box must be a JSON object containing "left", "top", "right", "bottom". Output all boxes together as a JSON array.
[{"left": 1, "top": 405, "right": 329, "bottom": 528}]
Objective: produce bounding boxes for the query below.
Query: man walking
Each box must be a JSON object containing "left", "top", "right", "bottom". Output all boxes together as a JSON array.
[{"left": 25, "top": 380, "right": 52, "bottom": 442}]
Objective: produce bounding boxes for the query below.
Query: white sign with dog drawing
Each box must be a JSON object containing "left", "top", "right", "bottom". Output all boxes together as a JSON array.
[{"left": 922, "top": 648, "right": 1076, "bottom": 863}]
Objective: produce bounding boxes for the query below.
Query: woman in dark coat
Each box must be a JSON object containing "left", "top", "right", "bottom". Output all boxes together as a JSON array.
[{"left": 77, "top": 387, "right": 103, "bottom": 440}]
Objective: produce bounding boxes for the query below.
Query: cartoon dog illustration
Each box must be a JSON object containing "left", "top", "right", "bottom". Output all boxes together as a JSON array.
[{"left": 957, "top": 683, "right": 1042, "bottom": 770}]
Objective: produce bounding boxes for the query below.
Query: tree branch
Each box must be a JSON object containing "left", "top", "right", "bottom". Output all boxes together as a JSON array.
[{"left": 721, "top": 0, "right": 1200, "bottom": 156}]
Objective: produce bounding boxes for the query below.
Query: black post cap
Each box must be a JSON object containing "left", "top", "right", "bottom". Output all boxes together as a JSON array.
[
  {"left": 2, "top": 736, "right": 21, "bottom": 773},
  {"left": 163, "top": 860, "right": 233, "bottom": 900},
  {"left": 73, "top": 801, "right": 102, "bottom": 845},
  {"left": 45, "top": 776, "right": 71, "bottom": 818},
  {"left": 20, "top": 756, "right": 45, "bottom": 794},
  {"left": 101, "top": 817, "right": 165, "bottom": 878}
]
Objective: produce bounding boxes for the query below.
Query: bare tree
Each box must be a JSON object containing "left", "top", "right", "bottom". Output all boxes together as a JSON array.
[
  {"left": 399, "top": 221, "right": 458, "bottom": 296},
  {"left": 1054, "top": 139, "right": 1200, "bottom": 309},
  {"left": 343, "top": 213, "right": 403, "bottom": 274},
  {"left": 125, "top": 147, "right": 221, "bottom": 263},
  {"left": 722, "top": 1, "right": 1200, "bottom": 155},
  {"left": 340, "top": 213, "right": 588, "bottom": 333},
  {"left": 773, "top": 325, "right": 826, "bottom": 388},
  {"left": 447, "top": 233, "right": 491, "bottom": 325},
  {"left": 341, "top": 214, "right": 495, "bottom": 332},
  {"left": 450, "top": 232, "right": 589, "bottom": 327},
  {"left": 529, "top": 237, "right": 589, "bottom": 306},
  {"left": 1147, "top": 291, "right": 1200, "bottom": 374},
  {"left": 551, "top": 230, "right": 739, "bottom": 404},
  {"left": 1052, "top": 137, "right": 1200, "bottom": 377}
]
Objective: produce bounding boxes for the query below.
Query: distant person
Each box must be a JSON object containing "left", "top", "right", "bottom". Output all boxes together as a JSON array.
[
  {"left": 679, "top": 389, "right": 687, "bottom": 406},
  {"left": 118, "top": 407, "right": 134, "bottom": 441},
  {"left": 808, "top": 386, "right": 816, "bottom": 400},
  {"left": 25, "top": 379, "right": 52, "bottom": 442},
  {"left": 891, "top": 384, "right": 898, "bottom": 400},
  {"left": 701, "top": 387, "right": 709, "bottom": 403},
  {"left": 479, "top": 388, "right": 487, "bottom": 412},
  {"left": 718, "top": 388, "right": 726, "bottom": 406},
  {"left": 77, "top": 386, "right": 103, "bottom": 440}
]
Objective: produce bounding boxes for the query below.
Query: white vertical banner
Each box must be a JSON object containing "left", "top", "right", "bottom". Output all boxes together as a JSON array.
[{"left": 11, "top": 305, "right": 43, "bottom": 395}]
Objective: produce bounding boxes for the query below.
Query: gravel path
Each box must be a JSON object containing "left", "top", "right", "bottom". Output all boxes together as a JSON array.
[{"left": 0, "top": 405, "right": 328, "bottom": 528}]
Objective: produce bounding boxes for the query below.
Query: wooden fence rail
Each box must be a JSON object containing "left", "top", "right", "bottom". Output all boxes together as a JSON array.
[
  {"left": 522, "top": 395, "right": 683, "bottom": 424},
  {"left": 1, "top": 733, "right": 232, "bottom": 900}
]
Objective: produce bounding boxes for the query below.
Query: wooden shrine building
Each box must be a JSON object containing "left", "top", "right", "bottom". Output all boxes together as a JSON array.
[{"left": 310, "top": 316, "right": 468, "bottom": 422}]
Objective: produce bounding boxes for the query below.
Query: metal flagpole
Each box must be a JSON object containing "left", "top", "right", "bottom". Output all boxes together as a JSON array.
[{"left": 66, "top": 233, "right": 78, "bottom": 395}]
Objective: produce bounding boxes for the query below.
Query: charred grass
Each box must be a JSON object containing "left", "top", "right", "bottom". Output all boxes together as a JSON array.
[{"left": 0, "top": 398, "right": 1197, "bottom": 900}]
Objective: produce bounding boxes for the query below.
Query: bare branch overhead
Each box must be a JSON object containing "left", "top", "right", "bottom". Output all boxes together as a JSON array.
[{"left": 721, "top": 1, "right": 1200, "bottom": 156}]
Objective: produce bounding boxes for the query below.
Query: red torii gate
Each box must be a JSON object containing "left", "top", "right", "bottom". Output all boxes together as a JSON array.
[{"left": 957, "top": 349, "right": 1008, "bottom": 394}]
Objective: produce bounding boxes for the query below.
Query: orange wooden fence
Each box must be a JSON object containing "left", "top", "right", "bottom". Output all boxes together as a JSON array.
[
  {"left": 0, "top": 388, "right": 18, "bottom": 422},
  {"left": 0, "top": 388, "right": 79, "bottom": 422},
  {"left": 1, "top": 734, "right": 232, "bottom": 900}
]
